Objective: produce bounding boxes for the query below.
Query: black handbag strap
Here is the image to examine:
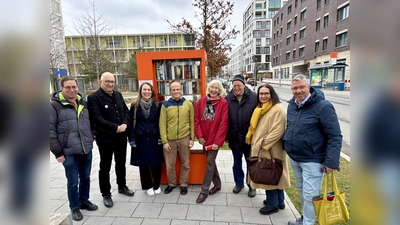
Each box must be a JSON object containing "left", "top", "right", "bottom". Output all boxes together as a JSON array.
[{"left": 257, "top": 138, "right": 276, "bottom": 162}]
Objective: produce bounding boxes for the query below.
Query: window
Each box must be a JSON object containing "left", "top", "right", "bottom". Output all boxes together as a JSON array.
[
  {"left": 323, "top": 39, "right": 328, "bottom": 51},
  {"left": 294, "top": 16, "right": 297, "bottom": 25},
  {"left": 266, "top": 30, "right": 271, "bottom": 37},
  {"left": 336, "top": 32, "right": 347, "bottom": 47},
  {"left": 324, "top": 15, "right": 329, "bottom": 28},
  {"left": 295, "top": 0, "right": 298, "bottom": 8},
  {"left": 293, "top": 50, "right": 296, "bottom": 58},
  {"left": 315, "top": 41, "right": 320, "bottom": 52},
  {"left": 286, "top": 52, "right": 290, "bottom": 60},
  {"left": 299, "top": 47, "right": 304, "bottom": 57},
  {"left": 256, "top": 47, "right": 261, "bottom": 54},
  {"left": 169, "top": 36, "right": 177, "bottom": 46},
  {"left": 266, "top": 21, "right": 271, "bottom": 29},
  {"left": 281, "top": 13, "right": 283, "bottom": 21},
  {"left": 287, "top": 21, "right": 292, "bottom": 30},
  {"left": 160, "top": 37, "right": 167, "bottom": 46},
  {"left": 133, "top": 39, "right": 137, "bottom": 47},
  {"left": 317, "top": 0, "right": 321, "bottom": 10},
  {"left": 264, "top": 47, "right": 270, "bottom": 54},
  {"left": 316, "top": 20, "right": 321, "bottom": 31},
  {"left": 266, "top": 38, "right": 271, "bottom": 45},
  {"left": 256, "top": 39, "right": 261, "bottom": 46},
  {"left": 337, "top": 5, "right": 349, "bottom": 21},
  {"left": 300, "top": 10, "right": 307, "bottom": 21},
  {"left": 293, "top": 33, "right": 297, "bottom": 42},
  {"left": 280, "top": 27, "right": 283, "bottom": 34},
  {"left": 288, "top": 5, "right": 292, "bottom": 14},
  {"left": 300, "top": 29, "right": 306, "bottom": 39},
  {"left": 325, "top": 0, "right": 330, "bottom": 4},
  {"left": 255, "top": 3, "right": 262, "bottom": 9},
  {"left": 254, "top": 30, "right": 261, "bottom": 37},
  {"left": 256, "top": 21, "right": 262, "bottom": 29},
  {"left": 286, "top": 37, "right": 291, "bottom": 45}
]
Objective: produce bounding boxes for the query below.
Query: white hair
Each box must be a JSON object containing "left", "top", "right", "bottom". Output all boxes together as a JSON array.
[
  {"left": 206, "top": 80, "right": 227, "bottom": 98},
  {"left": 292, "top": 74, "right": 310, "bottom": 85}
]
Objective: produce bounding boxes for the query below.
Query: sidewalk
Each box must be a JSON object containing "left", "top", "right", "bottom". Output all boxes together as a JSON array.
[
  {"left": 267, "top": 83, "right": 350, "bottom": 99},
  {"left": 50, "top": 145, "right": 300, "bottom": 225}
]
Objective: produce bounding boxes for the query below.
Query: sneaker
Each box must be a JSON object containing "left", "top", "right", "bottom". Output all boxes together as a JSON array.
[
  {"left": 71, "top": 208, "right": 83, "bottom": 221},
  {"left": 79, "top": 200, "right": 98, "bottom": 211},
  {"left": 288, "top": 216, "right": 303, "bottom": 225},
  {"left": 147, "top": 188, "right": 155, "bottom": 196},
  {"left": 154, "top": 187, "right": 161, "bottom": 195}
]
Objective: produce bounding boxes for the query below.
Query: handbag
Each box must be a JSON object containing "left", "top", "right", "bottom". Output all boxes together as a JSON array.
[
  {"left": 313, "top": 172, "right": 350, "bottom": 225},
  {"left": 247, "top": 139, "right": 283, "bottom": 185}
]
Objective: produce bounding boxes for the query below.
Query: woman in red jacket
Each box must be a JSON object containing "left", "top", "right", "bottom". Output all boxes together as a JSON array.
[{"left": 194, "top": 79, "right": 229, "bottom": 203}]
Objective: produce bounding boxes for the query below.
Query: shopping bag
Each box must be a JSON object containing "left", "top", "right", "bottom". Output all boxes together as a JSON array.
[{"left": 313, "top": 172, "right": 350, "bottom": 225}]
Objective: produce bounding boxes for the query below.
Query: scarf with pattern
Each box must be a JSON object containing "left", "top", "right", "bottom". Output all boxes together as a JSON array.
[{"left": 202, "top": 95, "right": 221, "bottom": 121}]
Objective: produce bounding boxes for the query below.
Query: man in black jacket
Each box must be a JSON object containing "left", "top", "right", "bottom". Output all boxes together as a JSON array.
[
  {"left": 87, "top": 72, "right": 134, "bottom": 208},
  {"left": 225, "top": 74, "right": 258, "bottom": 197}
]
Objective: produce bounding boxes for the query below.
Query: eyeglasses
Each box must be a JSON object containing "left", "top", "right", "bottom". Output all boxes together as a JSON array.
[
  {"left": 259, "top": 92, "right": 270, "bottom": 96},
  {"left": 103, "top": 80, "right": 115, "bottom": 84},
  {"left": 63, "top": 86, "right": 78, "bottom": 90},
  {"left": 291, "top": 85, "right": 307, "bottom": 91}
]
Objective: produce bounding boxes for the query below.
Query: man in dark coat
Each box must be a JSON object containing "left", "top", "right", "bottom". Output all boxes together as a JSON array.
[
  {"left": 225, "top": 74, "right": 258, "bottom": 197},
  {"left": 87, "top": 72, "right": 134, "bottom": 208}
]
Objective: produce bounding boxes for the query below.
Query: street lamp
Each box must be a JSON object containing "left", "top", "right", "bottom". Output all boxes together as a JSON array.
[{"left": 278, "top": 35, "right": 282, "bottom": 87}]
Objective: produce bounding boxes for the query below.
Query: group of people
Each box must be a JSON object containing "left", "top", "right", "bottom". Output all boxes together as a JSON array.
[{"left": 50, "top": 72, "right": 342, "bottom": 225}]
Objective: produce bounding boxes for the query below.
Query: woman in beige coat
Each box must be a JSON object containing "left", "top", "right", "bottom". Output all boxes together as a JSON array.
[{"left": 245, "top": 84, "right": 290, "bottom": 215}]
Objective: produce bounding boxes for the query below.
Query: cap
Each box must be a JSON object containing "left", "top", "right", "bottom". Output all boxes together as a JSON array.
[{"left": 232, "top": 74, "right": 245, "bottom": 85}]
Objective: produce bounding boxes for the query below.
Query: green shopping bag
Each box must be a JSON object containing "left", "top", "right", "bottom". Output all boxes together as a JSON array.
[{"left": 312, "top": 172, "right": 350, "bottom": 225}]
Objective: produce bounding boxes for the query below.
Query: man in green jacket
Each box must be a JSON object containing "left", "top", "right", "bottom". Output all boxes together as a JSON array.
[{"left": 159, "top": 81, "right": 195, "bottom": 195}]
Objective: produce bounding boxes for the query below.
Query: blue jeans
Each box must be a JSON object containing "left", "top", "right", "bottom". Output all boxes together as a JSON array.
[
  {"left": 265, "top": 189, "right": 285, "bottom": 207},
  {"left": 290, "top": 158, "right": 324, "bottom": 225},
  {"left": 231, "top": 149, "right": 250, "bottom": 188},
  {"left": 63, "top": 151, "right": 93, "bottom": 210}
]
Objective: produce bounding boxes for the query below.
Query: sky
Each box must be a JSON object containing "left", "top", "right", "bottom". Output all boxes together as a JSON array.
[{"left": 61, "top": 0, "right": 251, "bottom": 49}]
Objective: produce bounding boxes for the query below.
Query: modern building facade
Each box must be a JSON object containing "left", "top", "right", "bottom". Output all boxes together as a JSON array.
[
  {"left": 241, "top": 0, "right": 285, "bottom": 79},
  {"left": 65, "top": 33, "right": 195, "bottom": 80},
  {"left": 271, "top": 0, "right": 350, "bottom": 80},
  {"left": 223, "top": 44, "right": 243, "bottom": 78}
]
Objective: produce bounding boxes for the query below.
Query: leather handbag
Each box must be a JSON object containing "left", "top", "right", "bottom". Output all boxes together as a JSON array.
[{"left": 247, "top": 139, "right": 283, "bottom": 185}]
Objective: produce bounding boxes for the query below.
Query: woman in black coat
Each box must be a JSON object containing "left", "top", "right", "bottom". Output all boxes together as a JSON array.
[{"left": 128, "top": 82, "right": 164, "bottom": 196}]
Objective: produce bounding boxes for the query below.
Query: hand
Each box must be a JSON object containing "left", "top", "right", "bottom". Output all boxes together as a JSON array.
[
  {"left": 116, "top": 124, "right": 127, "bottom": 133},
  {"left": 130, "top": 141, "right": 136, "bottom": 147},
  {"left": 212, "top": 144, "right": 219, "bottom": 150},
  {"left": 163, "top": 143, "right": 171, "bottom": 152},
  {"left": 189, "top": 140, "right": 194, "bottom": 148},
  {"left": 325, "top": 166, "right": 335, "bottom": 173},
  {"left": 198, "top": 137, "right": 206, "bottom": 146},
  {"left": 56, "top": 155, "right": 65, "bottom": 163}
]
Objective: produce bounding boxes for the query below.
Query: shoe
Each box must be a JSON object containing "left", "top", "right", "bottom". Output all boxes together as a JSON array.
[
  {"left": 232, "top": 185, "right": 244, "bottom": 194},
  {"left": 154, "top": 187, "right": 161, "bottom": 195},
  {"left": 180, "top": 186, "right": 188, "bottom": 195},
  {"left": 196, "top": 193, "right": 208, "bottom": 203},
  {"left": 209, "top": 186, "right": 221, "bottom": 195},
  {"left": 79, "top": 200, "right": 98, "bottom": 211},
  {"left": 288, "top": 216, "right": 303, "bottom": 225},
  {"left": 71, "top": 208, "right": 83, "bottom": 221},
  {"left": 147, "top": 188, "right": 155, "bottom": 196},
  {"left": 164, "top": 185, "right": 176, "bottom": 194},
  {"left": 263, "top": 200, "right": 285, "bottom": 209},
  {"left": 103, "top": 195, "right": 113, "bottom": 208},
  {"left": 118, "top": 187, "right": 134, "bottom": 196},
  {"left": 248, "top": 188, "right": 256, "bottom": 198},
  {"left": 259, "top": 205, "right": 279, "bottom": 215}
]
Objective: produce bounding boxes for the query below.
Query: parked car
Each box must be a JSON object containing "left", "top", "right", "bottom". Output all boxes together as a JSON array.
[{"left": 247, "top": 78, "right": 257, "bottom": 86}]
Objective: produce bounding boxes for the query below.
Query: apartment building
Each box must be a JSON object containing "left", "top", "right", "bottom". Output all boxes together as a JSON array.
[
  {"left": 223, "top": 44, "right": 243, "bottom": 78},
  {"left": 65, "top": 33, "right": 195, "bottom": 78},
  {"left": 241, "top": 0, "right": 285, "bottom": 79},
  {"left": 271, "top": 0, "right": 350, "bottom": 79}
]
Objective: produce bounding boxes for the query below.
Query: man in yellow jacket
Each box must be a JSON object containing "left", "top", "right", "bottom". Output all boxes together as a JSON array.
[{"left": 159, "top": 81, "right": 195, "bottom": 195}]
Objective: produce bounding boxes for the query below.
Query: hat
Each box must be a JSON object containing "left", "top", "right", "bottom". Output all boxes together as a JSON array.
[{"left": 232, "top": 74, "right": 245, "bottom": 84}]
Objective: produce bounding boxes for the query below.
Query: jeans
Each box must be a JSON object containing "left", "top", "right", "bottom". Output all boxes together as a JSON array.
[
  {"left": 290, "top": 158, "right": 324, "bottom": 225},
  {"left": 265, "top": 189, "right": 285, "bottom": 207},
  {"left": 231, "top": 149, "right": 250, "bottom": 187},
  {"left": 98, "top": 141, "right": 127, "bottom": 196},
  {"left": 63, "top": 151, "right": 93, "bottom": 209}
]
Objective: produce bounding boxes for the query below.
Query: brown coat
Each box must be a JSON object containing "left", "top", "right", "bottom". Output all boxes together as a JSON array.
[{"left": 248, "top": 103, "right": 290, "bottom": 190}]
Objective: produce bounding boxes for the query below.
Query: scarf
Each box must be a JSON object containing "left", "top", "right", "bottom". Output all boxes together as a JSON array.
[
  {"left": 140, "top": 98, "right": 153, "bottom": 119},
  {"left": 202, "top": 95, "right": 221, "bottom": 121},
  {"left": 245, "top": 101, "right": 273, "bottom": 145}
]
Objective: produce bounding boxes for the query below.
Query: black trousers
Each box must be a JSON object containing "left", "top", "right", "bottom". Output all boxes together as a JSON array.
[
  {"left": 98, "top": 141, "right": 127, "bottom": 196},
  {"left": 139, "top": 165, "right": 162, "bottom": 190}
]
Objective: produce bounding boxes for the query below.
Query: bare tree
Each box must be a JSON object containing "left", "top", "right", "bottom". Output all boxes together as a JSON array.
[
  {"left": 73, "top": 0, "right": 115, "bottom": 82},
  {"left": 167, "top": 0, "right": 239, "bottom": 78}
]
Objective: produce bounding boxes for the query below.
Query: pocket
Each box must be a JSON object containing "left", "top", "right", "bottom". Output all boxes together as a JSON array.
[{"left": 62, "top": 132, "right": 70, "bottom": 148}]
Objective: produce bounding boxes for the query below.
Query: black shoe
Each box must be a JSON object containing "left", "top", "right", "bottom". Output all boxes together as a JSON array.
[
  {"left": 232, "top": 185, "right": 244, "bottom": 194},
  {"left": 164, "top": 185, "right": 176, "bottom": 194},
  {"left": 118, "top": 187, "right": 134, "bottom": 196},
  {"left": 180, "top": 187, "right": 188, "bottom": 195},
  {"left": 103, "top": 195, "right": 113, "bottom": 208},
  {"left": 248, "top": 188, "right": 256, "bottom": 198},
  {"left": 259, "top": 205, "right": 279, "bottom": 215},
  {"left": 71, "top": 208, "right": 83, "bottom": 221},
  {"left": 263, "top": 200, "right": 285, "bottom": 209},
  {"left": 80, "top": 200, "right": 98, "bottom": 211}
]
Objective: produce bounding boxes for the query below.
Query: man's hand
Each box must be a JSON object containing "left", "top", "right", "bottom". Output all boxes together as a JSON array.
[
  {"left": 198, "top": 137, "right": 206, "bottom": 146},
  {"left": 163, "top": 143, "right": 171, "bottom": 152},
  {"left": 325, "top": 166, "right": 336, "bottom": 173},
  {"left": 56, "top": 155, "right": 65, "bottom": 163},
  {"left": 189, "top": 140, "right": 194, "bottom": 148},
  {"left": 116, "top": 124, "right": 127, "bottom": 133}
]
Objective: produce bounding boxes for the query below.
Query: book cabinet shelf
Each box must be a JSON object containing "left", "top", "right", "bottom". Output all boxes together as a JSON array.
[{"left": 136, "top": 50, "right": 207, "bottom": 102}]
